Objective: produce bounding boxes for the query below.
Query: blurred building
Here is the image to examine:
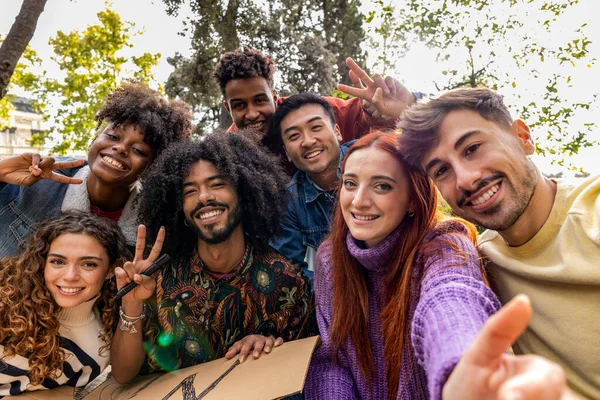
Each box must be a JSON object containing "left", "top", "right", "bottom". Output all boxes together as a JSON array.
[{"left": 0, "top": 97, "right": 44, "bottom": 158}]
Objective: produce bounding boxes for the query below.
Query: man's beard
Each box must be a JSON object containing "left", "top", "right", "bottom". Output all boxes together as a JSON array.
[{"left": 186, "top": 202, "right": 243, "bottom": 245}]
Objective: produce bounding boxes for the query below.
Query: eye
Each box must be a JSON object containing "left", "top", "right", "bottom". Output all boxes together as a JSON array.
[
  {"left": 82, "top": 262, "right": 99, "bottom": 269},
  {"left": 183, "top": 188, "right": 197, "bottom": 196},
  {"left": 311, "top": 125, "right": 322, "bottom": 131},
  {"left": 132, "top": 147, "right": 149, "bottom": 157},
  {"left": 434, "top": 165, "right": 449, "bottom": 178},
  {"left": 287, "top": 133, "right": 299, "bottom": 142},
  {"left": 465, "top": 143, "right": 481, "bottom": 155},
  {"left": 374, "top": 182, "right": 392, "bottom": 191},
  {"left": 256, "top": 98, "right": 265, "bottom": 104},
  {"left": 211, "top": 182, "right": 225, "bottom": 189},
  {"left": 49, "top": 258, "right": 65, "bottom": 266},
  {"left": 232, "top": 103, "right": 245, "bottom": 110},
  {"left": 105, "top": 132, "right": 118, "bottom": 140},
  {"left": 343, "top": 180, "right": 356, "bottom": 189}
]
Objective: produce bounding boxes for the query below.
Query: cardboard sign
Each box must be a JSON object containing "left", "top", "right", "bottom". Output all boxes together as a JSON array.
[{"left": 10, "top": 336, "right": 320, "bottom": 400}]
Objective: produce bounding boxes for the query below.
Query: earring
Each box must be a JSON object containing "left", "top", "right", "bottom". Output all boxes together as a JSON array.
[
  {"left": 184, "top": 219, "right": 189, "bottom": 227},
  {"left": 408, "top": 211, "right": 415, "bottom": 218}
]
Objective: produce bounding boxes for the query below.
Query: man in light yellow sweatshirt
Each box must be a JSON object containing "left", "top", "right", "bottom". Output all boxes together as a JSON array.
[{"left": 397, "top": 88, "right": 599, "bottom": 400}]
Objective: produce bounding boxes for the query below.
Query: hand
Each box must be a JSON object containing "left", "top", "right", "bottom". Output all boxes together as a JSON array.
[
  {"left": 0, "top": 153, "right": 85, "bottom": 187},
  {"left": 115, "top": 225, "right": 165, "bottom": 303},
  {"left": 225, "top": 334, "right": 284, "bottom": 363},
  {"left": 338, "top": 57, "right": 415, "bottom": 120},
  {"left": 348, "top": 67, "right": 393, "bottom": 122},
  {"left": 443, "top": 295, "right": 574, "bottom": 400}
]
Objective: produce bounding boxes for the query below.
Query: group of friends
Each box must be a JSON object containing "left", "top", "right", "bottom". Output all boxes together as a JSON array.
[{"left": 0, "top": 46, "right": 598, "bottom": 400}]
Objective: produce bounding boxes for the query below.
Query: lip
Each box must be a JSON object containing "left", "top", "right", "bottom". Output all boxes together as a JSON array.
[
  {"left": 245, "top": 120, "right": 265, "bottom": 130},
  {"left": 467, "top": 181, "right": 502, "bottom": 212},
  {"left": 350, "top": 212, "right": 380, "bottom": 225},
  {"left": 194, "top": 206, "right": 226, "bottom": 224},
  {"left": 57, "top": 286, "right": 86, "bottom": 296},
  {"left": 303, "top": 148, "right": 325, "bottom": 161},
  {"left": 99, "top": 153, "right": 129, "bottom": 171}
]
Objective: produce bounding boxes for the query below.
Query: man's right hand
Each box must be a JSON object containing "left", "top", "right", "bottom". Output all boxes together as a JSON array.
[
  {"left": 0, "top": 153, "right": 85, "bottom": 187},
  {"left": 115, "top": 224, "right": 165, "bottom": 303}
]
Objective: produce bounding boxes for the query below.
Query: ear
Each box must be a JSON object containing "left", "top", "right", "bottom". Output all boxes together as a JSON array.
[
  {"left": 272, "top": 90, "right": 278, "bottom": 104},
  {"left": 334, "top": 124, "right": 342, "bottom": 142},
  {"left": 223, "top": 100, "right": 231, "bottom": 114},
  {"left": 284, "top": 146, "right": 292, "bottom": 162},
  {"left": 511, "top": 119, "right": 535, "bottom": 155}
]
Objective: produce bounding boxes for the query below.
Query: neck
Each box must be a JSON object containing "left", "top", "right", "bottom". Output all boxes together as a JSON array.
[
  {"left": 308, "top": 163, "right": 339, "bottom": 192},
  {"left": 498, "top": 172, "right": 557, "bottom": 246},
  {"left": 197, "top": 225, "right": 246, "bottom": 273},
  {"left": 87, "top": 173, "right": 131, "bottom": 212}
]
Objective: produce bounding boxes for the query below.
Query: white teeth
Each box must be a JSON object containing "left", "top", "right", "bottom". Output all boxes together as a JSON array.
[
  {"left": 248, "top": 122, "right": 263, "bottom": 128},
  {"left": 102, "top": 156, "right": 124, "bottom": 169},
  {"left": 353, "top": 214, "right": 378, "bottom": 221},
  {"left": 59, "top": 287, "right": 84, "bottom": 294},
  {"left": 305, "top": 150, "right": 323, "bottom": 159},
  {"left": 472, "top": 184, "right": 499, "bottom": 206},
  {"left": 199, "top": 210, "right": 223, "bottom": 219}
]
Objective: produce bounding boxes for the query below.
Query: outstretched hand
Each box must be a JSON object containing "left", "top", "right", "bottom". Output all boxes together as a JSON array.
[
  {"left": 115, "top": 225, "right": 165, "bottom": 303},
  {"left": 443, "top": 295, "right": 574, "bottom": 400},
  {"left": 338, "top": 58, "right": 415, "bottom": 120},
  {"left": 0, "top": 153, "right": 85, "bottom": 187},
  {"left": 225, "top": 334, "right": 284, "bottom": 363}
]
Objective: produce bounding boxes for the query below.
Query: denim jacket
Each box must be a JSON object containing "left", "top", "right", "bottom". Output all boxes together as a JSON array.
[
  {"left": 271, "top": 141, "right": 354, "bottom": 281},
  {"left": 0, "top": 158, "right": 86, "bottom": 258}
]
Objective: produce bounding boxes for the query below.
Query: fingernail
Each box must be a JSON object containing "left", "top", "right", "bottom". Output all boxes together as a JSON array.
[
  {"left": 265, "top": 347, "right": 271, "bottom": 353},
  {"left": 503, "top": 391, "right": 523, "bottom": 400},
  {"left": 254, "top": 351, "right": 259, "bottom": 358},
  {"left": 239, "top": 355, "right": 245, "bottom": 363}
]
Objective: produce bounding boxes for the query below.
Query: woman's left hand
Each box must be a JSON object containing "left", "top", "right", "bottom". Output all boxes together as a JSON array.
[{"left": 225, "top": 334, "right": 284, "bottom": 363}]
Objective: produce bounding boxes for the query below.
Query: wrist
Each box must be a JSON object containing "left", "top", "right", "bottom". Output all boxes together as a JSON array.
[{"left": 121, "top": 300, "right": 144, "bottom": 314}]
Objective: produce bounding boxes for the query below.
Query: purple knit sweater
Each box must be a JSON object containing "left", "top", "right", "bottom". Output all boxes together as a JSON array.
[{"left": 304, "top": 221, "right": 501, "bottom": 400}]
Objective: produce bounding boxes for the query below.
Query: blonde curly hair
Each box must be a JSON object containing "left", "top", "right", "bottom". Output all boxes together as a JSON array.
[{"left": 0, "top": 211, "right": 129, "bottom": 385}]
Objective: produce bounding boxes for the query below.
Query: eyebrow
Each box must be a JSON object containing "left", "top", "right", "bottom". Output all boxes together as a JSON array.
[
  {"left": 283, "top": 116, "right": 323, "bottom": 136},
  {"left": 230, "top": 92, "right": 268, "bottom": 102},
  {"left": 182, "top": 174, "right": 227, "bottom": 188},
  {"left": 343, "top": 172, "right": 397, "bottom": 183},
  {"left": 48, "top": 254, "right": 104, "bottom": 261},
  {"left": 424, "top": 130, "right": 483, "bottom": 175}
]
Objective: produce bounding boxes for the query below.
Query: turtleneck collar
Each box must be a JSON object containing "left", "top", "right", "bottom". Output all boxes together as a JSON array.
[
  {"left": 346, "top": 223, "right": 404, "bottom": 275},
  {"left": 56, "top": 295, "right": 99, "bottom": 327}
]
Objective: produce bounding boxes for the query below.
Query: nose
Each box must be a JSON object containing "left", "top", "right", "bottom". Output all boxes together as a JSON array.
[
  {"left": 112, "top": 142, "right": 128, "bottom": 156},
  {"left": 62, "top": 264, "right": 80, "bottom": 281},
  {"left": 351, "top": 186, "right": 371, "bottom": 209},
  {"left": 301, "top": 131, "right": 317, "bottom": 148},
  {"left": 196, "top": 192, "right": 216, "bottom": 204},
  {"left": 245, "top": 104, "right": 259, "bottom": 121},
  {"left": 454, "top": 162, "right": 482, "bottom": 192}
]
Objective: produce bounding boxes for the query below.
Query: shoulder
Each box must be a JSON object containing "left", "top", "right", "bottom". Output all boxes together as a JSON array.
[
  {"left": 340, "top": 140, "right": 356, "bottom": 155},
  {"left": 422, "top": 219, "right": 476, "bottom": 249},
  {"left": 557, "top": 174, "right": 600, "bottom": 214}
]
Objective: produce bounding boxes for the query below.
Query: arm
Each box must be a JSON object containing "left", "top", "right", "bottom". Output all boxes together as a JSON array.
[
  {"left": 270, "top": 199, "right": 308, "bottom": 271},
  {"left": 111, "top": 225, "right": 164, "bottom": 384},
  {"left": 304, "top": 245, "right": 358, "bottom": 400},
  {"left": 411, "top": 231, "right": 501, "bottom": 400}
]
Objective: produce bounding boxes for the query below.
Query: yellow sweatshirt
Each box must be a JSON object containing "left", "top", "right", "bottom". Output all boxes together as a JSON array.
[{"left": 479, "top": 174, "right": 600, "bottom": 400}]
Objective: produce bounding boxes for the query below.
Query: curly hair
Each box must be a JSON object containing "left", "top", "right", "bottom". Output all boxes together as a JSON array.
[
  {"left": 213, "top": 47, "right": 276, "bottom": 96},
  {"left": 137, "top": 129, "right": 289, "bottom": 260},
  {"left": 95, "top": 81, "right": 194, "bottom": 157},
  {"left": 0, "top": 211, "right": 129, "bottom": 385}
]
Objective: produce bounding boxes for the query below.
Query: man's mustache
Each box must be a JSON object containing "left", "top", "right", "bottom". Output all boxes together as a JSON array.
[{"left": 190, "top": 201, "right": 229, "bottom": 218}]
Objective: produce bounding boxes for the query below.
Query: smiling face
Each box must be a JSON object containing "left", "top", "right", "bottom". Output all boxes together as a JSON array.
[
  {"left": 422, "top": 109, "right": 537, "bottom": 231},
  {"left": 182, "top": 160, "right": 243, "bottom": 245},
  {"left": 224, "top": 76, "right": 277, "bottom": 135},
  {"left": 281, "top": 103, "right": 342, "bottom": 182},
  {"left": 44, "top": 233, "right": 111, "bottom": 308},
  {"left": 87, "top": 123, "right": 154, "bottom": 187},
  {"left": 340, "top": 147, "right": 412, "bottom": 248}
]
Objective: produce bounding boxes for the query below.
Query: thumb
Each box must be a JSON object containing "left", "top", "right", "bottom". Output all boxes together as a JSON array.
[
  {"left": 372, "top": 87, "right": 384, "bottom": 109},
  {"left": 134, "top": 273, "right": 156, "bottom": 294},
  {"left": 463, "top": 294, "right": 532, "bottom": 367}
]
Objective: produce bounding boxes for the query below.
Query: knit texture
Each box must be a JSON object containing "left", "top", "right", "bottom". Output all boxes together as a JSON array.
[{"left": 305, "top": 221, "right": 501, "bottom": 400}]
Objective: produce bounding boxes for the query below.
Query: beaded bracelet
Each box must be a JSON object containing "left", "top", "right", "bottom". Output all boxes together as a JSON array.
[{"left": 119, "top": 305, "right": 146, "bottom": 334}]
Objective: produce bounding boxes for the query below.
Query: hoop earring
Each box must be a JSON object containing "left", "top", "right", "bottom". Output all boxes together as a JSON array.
[
  {"left": 184, "top": 219, "right": 189, "bottom": 227},
  {"left": 408, "top": 211, "right": 415, "bottom": 218}
]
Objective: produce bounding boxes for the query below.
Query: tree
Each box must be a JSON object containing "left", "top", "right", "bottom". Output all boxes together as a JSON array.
[
  {"left": 366, "top": 0, "right": 597, "bottom": 169},
  {"left": 29, "top": 6, "right": 161, "bottom": 154},
  {"left": 162, "top": 0, "right": 367, "bottom": 134},
  {"left": 0, "top": 0, "right": 47, "bottom": 101}
]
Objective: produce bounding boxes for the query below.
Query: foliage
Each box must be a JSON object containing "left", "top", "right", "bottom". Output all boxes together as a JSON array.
[
  {"left": 29, "top": 6, "right": 160, "bottom": 154},
  {"left": 163, "top": 0, "right": 366, "bottom": 134},
  {"left": 366, "top": 0, "right": 598, "bottom": 169}
]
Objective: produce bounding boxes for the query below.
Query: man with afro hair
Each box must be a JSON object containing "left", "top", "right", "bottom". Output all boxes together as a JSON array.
[
  {"left": 110, "top": 130, "right": 316, "bottom": 383},
  {"left": 0, "top": 81, "right": 193, "bottom": 257}
]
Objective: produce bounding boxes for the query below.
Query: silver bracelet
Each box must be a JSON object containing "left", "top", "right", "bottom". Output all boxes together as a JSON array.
[{"left": 119, "top": 305, "right": 146, "bottom": 334}]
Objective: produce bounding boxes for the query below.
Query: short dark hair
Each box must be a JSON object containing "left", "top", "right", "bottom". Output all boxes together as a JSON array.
[
  {"left": 213, "top": 47, "right": 276, "bottom": 96},
  {"left": 267, "top": 93, "right": 337, "bottom": 149},
  {"left": 95, "top": 81, "right": 194, "bottom": 157},
  {"left": 138, "top": 130, "right": 289, "bottom": 260},
  {"left": 398, "top": 87, "right": 513, "bottom": 170}
]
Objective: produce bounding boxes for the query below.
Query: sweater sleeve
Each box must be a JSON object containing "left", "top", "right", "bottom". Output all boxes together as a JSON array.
[
  {"left": 304, "top": 243, "right": 359, "bottom": 400},
  {"left": 410, "top": 226, "right": 501, "bottom": 400}
]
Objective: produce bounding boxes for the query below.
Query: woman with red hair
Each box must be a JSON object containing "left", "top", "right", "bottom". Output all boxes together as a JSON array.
[{"left": 304, "top": 130, "right": 500, "bottom": 400}]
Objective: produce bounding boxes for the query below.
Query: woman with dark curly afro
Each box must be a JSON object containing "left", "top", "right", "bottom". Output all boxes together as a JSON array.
[
  {"left": 0, "top": 82, "right": 194, "bottom": 257},
  {"left": 0, "top": 211, "right": 129, "bottom": 396},
  {"left": 110, "top": 130, "right": 316, "bottom": 384}
]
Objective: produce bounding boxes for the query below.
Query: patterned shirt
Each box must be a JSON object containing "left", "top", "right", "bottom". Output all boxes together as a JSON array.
[{"left": 144, "top": 244, "right": 316, "bottom": 371}]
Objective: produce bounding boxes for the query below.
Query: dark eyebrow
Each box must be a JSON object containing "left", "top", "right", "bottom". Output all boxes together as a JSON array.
[
  {"left": 425, "top": 130, "right": 483, "bottom": 176},
  {"left": 342, "top": 173, "right": 396, "bottom": 183},
  {"left": 183, "top": 174, "right": 227, "bottom": 188},
  {"left": 283, "top": 116, "right": 323, "bottom": 136},
  {"left": 48, "top": 254, "right": 103, "bottom": 261}
]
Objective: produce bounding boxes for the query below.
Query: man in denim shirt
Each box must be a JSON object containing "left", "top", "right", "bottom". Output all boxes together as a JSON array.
[{"left": 268, "top": 94, "right": 356, "bottom": 281}]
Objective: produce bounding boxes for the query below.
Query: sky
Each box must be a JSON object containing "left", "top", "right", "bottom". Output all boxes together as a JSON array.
[{"left": 1, "top": 0, "right": 598, "bottom": 174}]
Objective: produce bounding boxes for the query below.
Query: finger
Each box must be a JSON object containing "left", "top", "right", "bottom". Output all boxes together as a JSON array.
[
  {"left": 349, "top": 70, "right": 364, "bottom": 89},
  {"left": 133, "top": 273, "right": 156, "bottom": 294},
  {"left": 52, "top": 159, "right": 86, "bottom": 170},
  {"left": 147, "top": 226, "right": 165, "bottom": 263},
  {"left": 31, "top": 153, "right": 41, "bottom": 169},
  {"left": 463, "top": 294, "right": 532, "bottom": 367},
  {"left": 263, "top": 336, "right": 275, "bottom": 354},
  {"left": 274, "top": 337, "right": 284, "bottom": 347},
  {"left": 134, "top": 225, "right": 147, "bottom": 262},
  {"left": 225, "top": 341, "right": 242, "bottom": 359},
  {"left": 238, "top": 337, "right": 256, "bottom": 363},
  {"left": 122, "top": 261, "right": 137, "bottom": 281},
  {"left": 252, "top": 336, "right": 267, "bottom": 359},
  {"left": 385, "top": 76, "right": 396, "bottom": 95},
  {"left": 38, "top": 156, "right": 55, "bottom": 169},
  {"left": 337, "top": 83, "right": 367, "bottom": 100},
  {"left": 372, "top": 87, "right": 385, "bottom": 110},
  {"left": 48, "top": 172, "right": 84, "bottom": 185},
  {"left": 373, "top": 74, "right": 390, "bottom": 95},
  {"left": 372, "top": 110, "right": 382, "bottom": 120},
  {"left": 498, "top": 356, "right": 566, "bottom": 400},
  {"left": 346, "top": 57, "right": 374, "bottom": 86},
  {"left": 114, "top": 267, "right": 129, "bottom": 290}
]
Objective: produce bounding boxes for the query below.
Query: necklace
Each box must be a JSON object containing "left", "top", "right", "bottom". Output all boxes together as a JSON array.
[{"left": 203, "top": 244, "right": 250, "bottom": 282}]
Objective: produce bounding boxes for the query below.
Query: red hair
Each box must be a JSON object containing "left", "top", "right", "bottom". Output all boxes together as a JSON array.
[{"left": 328, "top": 130, "right": 478, "bottom": 399}]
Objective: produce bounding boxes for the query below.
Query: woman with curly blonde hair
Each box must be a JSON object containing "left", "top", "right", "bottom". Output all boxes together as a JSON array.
[{"left": 0, "top": 211, "right": 129, "bottom": 396}]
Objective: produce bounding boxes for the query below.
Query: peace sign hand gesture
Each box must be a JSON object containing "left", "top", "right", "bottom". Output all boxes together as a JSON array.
[
  {"left": 115, "top": 225, "right": 165, "bottom": 303},
  {"left": 0, "top": 153, "right": 85, "bottom": 187}
]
